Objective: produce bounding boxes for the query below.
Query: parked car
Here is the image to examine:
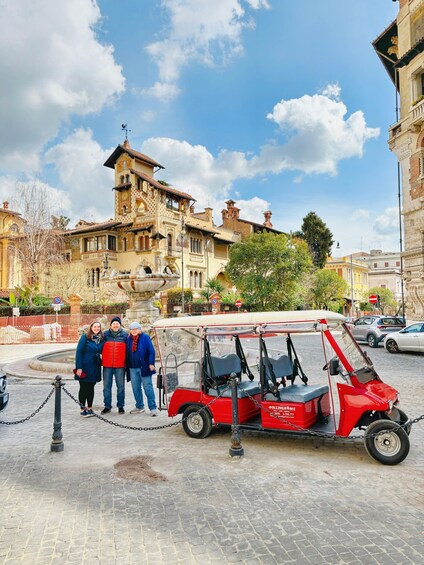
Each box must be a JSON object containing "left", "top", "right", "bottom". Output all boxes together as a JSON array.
[
  {"left": 350, "top": 315, "right": 406, "bottom": 348},
  {"left": 384, "top": 322, "right": 424, "bottom": 354},
  {"left": 0, "top": 370, "right": 9, "bottom": 411}
]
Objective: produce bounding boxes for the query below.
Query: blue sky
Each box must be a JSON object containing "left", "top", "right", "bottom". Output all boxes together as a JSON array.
[{"left": 0, "top": 0, "right": 400, "bottom": 255}]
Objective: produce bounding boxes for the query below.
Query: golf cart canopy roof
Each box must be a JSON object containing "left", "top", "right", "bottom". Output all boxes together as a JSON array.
[{"left": 153, "top": 310, "right": 346, "bottom": 333}]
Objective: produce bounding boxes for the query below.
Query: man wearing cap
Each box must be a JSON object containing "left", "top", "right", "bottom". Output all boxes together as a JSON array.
[
  {"left": 126, "top": 322, "right": 158, "bottom": 416},
  {"left": 101, "top": 317, "right": 128, "bottom": 414}
]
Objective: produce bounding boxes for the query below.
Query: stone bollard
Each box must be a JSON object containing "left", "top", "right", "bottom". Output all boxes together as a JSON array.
[
  {"left": 51, "top": 375, "right": 64, "bottom": 452},
  {"left": 229, "top": 372, "right": 244, "bottom": 457}
]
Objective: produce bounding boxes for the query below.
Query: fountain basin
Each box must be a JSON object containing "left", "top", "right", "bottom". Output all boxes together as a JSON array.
[{"left": 29, "top": 348, "right": 76, "bottom": 373}]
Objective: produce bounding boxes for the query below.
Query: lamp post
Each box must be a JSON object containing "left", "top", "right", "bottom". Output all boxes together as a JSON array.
[{"left": 181, "top": 216, "right": 186, "bottom": 314}]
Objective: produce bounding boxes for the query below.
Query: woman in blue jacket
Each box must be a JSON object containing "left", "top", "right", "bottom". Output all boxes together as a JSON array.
[
  {"left": 126, "top": 321, "right": 158, "bottom": 416},
  {"left": 75, "top": 321, "right": 104, "bottom": 417}
]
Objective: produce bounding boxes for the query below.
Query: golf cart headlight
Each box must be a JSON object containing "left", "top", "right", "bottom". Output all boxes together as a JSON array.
[{"left": 388, "top": 399, "right": 394, "bottom": 411}]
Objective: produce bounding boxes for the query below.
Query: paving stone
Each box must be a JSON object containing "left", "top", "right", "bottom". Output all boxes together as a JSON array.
[{"left": 1, "top": 340, "right": 424, "bottom": 564}]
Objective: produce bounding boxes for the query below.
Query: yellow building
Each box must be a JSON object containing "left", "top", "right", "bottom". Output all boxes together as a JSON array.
[
  {"left": 64, "top": 138, "right": 280, "bottom": 299},
  {"left": 325, "top": 255, "right": 369, "bottom": 316},
  {"left": 0, "top": 201, "right": 24, "bottom": 294},
  {"left": 373, "top": 0, "right": 424, "bottom": 318}
]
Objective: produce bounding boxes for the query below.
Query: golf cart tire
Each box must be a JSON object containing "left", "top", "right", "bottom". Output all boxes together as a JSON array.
[
  {"left": 364, "top": 420, "right": 410, "bottom": 465},
  {"left": 367, "top": 334, "right": 378, "bottom": 348},
  {"left": 385, "top": 339, "right": 399, "bottom": 353},
  {"left": 182, "top": 405, "right": 213, "bottom": 439}
]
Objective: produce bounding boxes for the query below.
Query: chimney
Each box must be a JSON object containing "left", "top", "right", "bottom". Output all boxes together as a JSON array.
[
  {"left": 123, "top": 138, "right": 130, "bottom": 149},
  {"left": 190, "top": 204, "right": 195, "bottom": 215},
  {"left": 263, "top": 210, "right": 273, "bottom": 227},
  {"left": 205, "top": 207, "right": 213, "bottom": 222},
  {"left": 3, "top": 201, "right": 8, "bottom": 209}
]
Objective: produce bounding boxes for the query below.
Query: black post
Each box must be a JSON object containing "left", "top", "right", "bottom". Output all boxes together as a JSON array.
[
  {"left": 229, "top": 372, "right": 244, "bottom": 457},
  {"left": 51, "top": 375, "right": 64, "bottom": 452}
]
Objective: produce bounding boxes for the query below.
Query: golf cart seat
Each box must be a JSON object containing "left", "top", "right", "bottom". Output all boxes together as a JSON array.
[
  {"left": 207, "top": 354, "right": 261, "bottom": 398},
  {"left": 265, "top": 383, "right": 329, "bottom": 403},
  {"left": 264, "top": 354, "right": 328, "bottom": 402}
]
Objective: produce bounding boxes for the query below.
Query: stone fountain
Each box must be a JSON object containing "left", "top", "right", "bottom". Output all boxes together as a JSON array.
[{"left": 102, "top": 260, "right": 180, "bottom": 326}]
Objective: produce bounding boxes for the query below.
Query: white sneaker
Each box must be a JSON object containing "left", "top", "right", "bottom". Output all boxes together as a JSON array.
[
  {"left": 130, "top": 408, "right": 145, "bottom": 414},
  {"left": 150, "top": 409, "right": 158, "bottom": 417}
]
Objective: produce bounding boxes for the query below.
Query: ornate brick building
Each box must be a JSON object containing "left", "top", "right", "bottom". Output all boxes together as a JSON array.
[{"left": 374, "top": 0, "right": 424, "bottom": 318}]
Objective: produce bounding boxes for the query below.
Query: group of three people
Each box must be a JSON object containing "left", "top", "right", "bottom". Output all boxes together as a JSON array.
[{"left": 74, "top": 316, "right": 158, "bottom": 418}]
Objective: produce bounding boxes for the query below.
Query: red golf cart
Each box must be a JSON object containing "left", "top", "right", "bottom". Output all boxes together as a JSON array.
[{"left": 153, "top": 310, "right": 411, "bottom": 465}]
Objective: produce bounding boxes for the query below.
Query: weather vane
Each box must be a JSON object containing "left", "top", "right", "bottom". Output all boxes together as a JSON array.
[{"left": 121, "top": 123, "right": 131, "bottom": 140}]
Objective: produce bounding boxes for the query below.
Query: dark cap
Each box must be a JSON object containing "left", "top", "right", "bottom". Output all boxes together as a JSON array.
[{"left": 110, "top": 316, "right": 122, "bottom": 325}]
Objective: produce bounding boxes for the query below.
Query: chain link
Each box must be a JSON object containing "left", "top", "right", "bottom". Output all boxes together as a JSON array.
[
  {"left": 244, "top": 389, "right": 423, "bottom": 440},
  {"left": 62, "top": 384, "right": 228, "bottom": 431},
  {"left": 0, "top": 387, "right": 55, "bottom": 425}
]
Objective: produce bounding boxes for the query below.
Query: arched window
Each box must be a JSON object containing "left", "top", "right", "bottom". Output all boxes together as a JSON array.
[
  {"left": 122, "top": 238, "right": 127, "bottom": 252},
  {"left": 167, "top": 234, "right": 172, "bottom": 256},
  {"left": 122, "top": 205, "right": 127, "bottom": 214}
]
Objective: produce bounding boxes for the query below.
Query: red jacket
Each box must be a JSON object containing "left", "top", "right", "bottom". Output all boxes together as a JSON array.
[{"left": 102, "top": 329, "right": 127, "bottom": 368}]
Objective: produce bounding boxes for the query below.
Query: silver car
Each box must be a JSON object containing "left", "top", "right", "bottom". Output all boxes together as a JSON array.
[
  {"left": 384, "top": 322, "right": 424, "bottom": 353},
  {"left": 350, "top": 316, "right": 405, "bottom": 348}
]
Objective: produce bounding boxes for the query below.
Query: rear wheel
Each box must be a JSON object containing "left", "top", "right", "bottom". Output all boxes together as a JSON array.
[
  {"left": 182, "top": 405, "right": 213, "bottom": 439},
  {"left": 385, "top": 339, "right": 399, "bottom": 353},
  {"left": 364, "top": 420, "right": 410, "bottom": 465},
  {"left": 367, "top": 334, "right": 378, "bottom": 348}
]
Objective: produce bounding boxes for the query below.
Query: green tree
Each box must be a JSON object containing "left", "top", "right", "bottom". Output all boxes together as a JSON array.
[
  {"left": 296, "top": 212, "right": 334, "bottom": 269},
  {"left": 363, "top": 287, "right": 397, "bottom": 315},
  {"left": 225, "top": 232, "right": 312, "bottom": 311},
  {"left": 200, "top": 277, "right": 225, "bottom": 301},
  {"left": 310, "top": 269, "right": 348, "bottom": 310}
]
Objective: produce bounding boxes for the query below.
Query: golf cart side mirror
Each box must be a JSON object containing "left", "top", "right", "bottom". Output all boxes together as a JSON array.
[{"left": 329, "top": 357, "right": 340, "bottom": 376}]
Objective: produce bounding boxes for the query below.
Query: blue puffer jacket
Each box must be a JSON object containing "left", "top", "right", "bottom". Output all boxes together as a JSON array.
[
  {"left": 126, "top": 333, "right": 156, "bottom": 376},
  {"left": 75, "top": 334, "right": 104, "bottom": 383}
]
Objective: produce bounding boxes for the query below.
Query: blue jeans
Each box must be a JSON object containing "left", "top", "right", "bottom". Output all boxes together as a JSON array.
[
  {"left": 103, "top": 367, "right": 125, "bottom": 409},
  {"left": 129, "top": 369, "right": 157, "bottom": 410}
]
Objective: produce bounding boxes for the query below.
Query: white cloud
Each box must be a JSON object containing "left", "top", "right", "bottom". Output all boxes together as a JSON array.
[
  {"left": 263, "top": 84, "right": 380, "bottom": 175},
  {"left": 140, "top": 81, "right": 181, "bottom": 102},
  {"left": 141, "top": 136, "right": 265, "bottom": 223},
  {"left": 44, "top": 129, "right": 114, "bottom": 222},
  {"left": 352, "top": 209, "right": 371, "bottom": 221},
  {"left": 145, "top": 0, "right": 269, "bottom": 98},
  {"left": 374, "top": 207, "right": 400, "bottom": 236},
  {"left": 0, "top": 0, "right": 125, "bottom": 173}
]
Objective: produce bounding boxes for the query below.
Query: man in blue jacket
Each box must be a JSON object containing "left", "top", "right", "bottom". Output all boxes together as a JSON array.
[{"left": 126, "top": 321, "right": 158, "bottom": 416}]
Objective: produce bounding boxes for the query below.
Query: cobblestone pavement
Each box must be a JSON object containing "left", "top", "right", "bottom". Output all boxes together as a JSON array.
[{"left": 0, "top": 337, "right": 423, "bottom": 565}]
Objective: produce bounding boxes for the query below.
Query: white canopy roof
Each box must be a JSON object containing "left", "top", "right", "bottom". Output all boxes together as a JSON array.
[{"left": 153, "top": 310, "right": 345, "bottom": 330}]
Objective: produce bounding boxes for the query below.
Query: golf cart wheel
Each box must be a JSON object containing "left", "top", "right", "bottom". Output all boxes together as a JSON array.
[
  {"left": 367, "top": 334, "right": 378, "bottom": 348},
  {"left": 364, "top": 420, "right": 410, "bottom": 465},
  {"left": 385, "top": 339, "right": 399, "bottom": 353},
  {"left": 182, "top": 405, "right": 213, "bottom": 439}
]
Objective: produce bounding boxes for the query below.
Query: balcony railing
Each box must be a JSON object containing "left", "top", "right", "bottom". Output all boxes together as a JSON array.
[{"left": 410, "top": 97, "right": 424, "bottom": 127}]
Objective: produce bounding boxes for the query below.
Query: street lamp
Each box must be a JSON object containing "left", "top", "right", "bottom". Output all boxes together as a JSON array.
[
  {"left": 181, "top": 216, "right": 186, "bottom": 314},
  {"left": 336, "top": 242, "right": 355, "bottom": 319}
]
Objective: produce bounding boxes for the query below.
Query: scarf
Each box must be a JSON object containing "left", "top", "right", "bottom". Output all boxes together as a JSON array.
[
  {"left": 131, "top": 333, "right": 140, "bottom": 352},
  {"left": 92, "top": 334, "right": 102, "bottom": 345}
]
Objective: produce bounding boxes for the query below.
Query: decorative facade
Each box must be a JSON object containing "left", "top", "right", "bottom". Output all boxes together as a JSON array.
[
  {"left": 63, "top": 138, "right": 280, "bottom": 299},
  {"left": 374, "top": 0, "right": 424, "bottom": 318},
  {"left": 325, "top": 255, "right": 369, "bottom": 316},
  {"left": 0, "top": 202, "right": 24, "bottom": 294},
  {"left": 355, "top": 249, "right": 403, "bottom": 305}
]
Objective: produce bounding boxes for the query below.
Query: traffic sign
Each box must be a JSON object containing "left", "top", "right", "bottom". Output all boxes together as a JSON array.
[
  {"left": 211, "top": 298, "right": 217, "bottom": 305},
  {"left": 235, "top": 299, "right": 242, "bottom": 309},
  {"left": 369, "top": 295, "right": 378, "bottom": 305},
  {"left": 52, "top": 296, "right": 62, "bottom": 304}
]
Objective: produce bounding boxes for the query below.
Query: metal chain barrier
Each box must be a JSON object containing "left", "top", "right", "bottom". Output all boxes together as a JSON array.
[
  {"left": 244, "top": 389, "right": 424, "bottom": 440},
  {"left": 0, "top": 387, "right": 55, "bottom": 425},
  {"left": 62, "top": 384, "right": 229, "bottom": 431}
]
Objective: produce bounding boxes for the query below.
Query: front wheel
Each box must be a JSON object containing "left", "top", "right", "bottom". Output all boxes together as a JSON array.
[
  {"left": 364, "top": 420, "right": 410, "bottom": 465},
  {"left": 367, "top": 334, "right": 378, "bottom": 348},
  {"left": 182, "top": 405, "right": 213, "bottom": 439},
  {"left": 385, "top": 339, "right": 399, "bottom": 353}
]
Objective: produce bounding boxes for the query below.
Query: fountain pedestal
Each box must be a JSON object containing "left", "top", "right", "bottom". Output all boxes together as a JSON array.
[{"left": 102, "top": 269, "right": 180, "bottom": 326}]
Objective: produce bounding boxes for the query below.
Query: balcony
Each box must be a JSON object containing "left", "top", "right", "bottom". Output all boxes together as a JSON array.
[
  {"left": 410, "top": 97, "right": 424, "bottom": 130},
  {"left": 81, "top": 251, "right": 117, "bottom": 262}
]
